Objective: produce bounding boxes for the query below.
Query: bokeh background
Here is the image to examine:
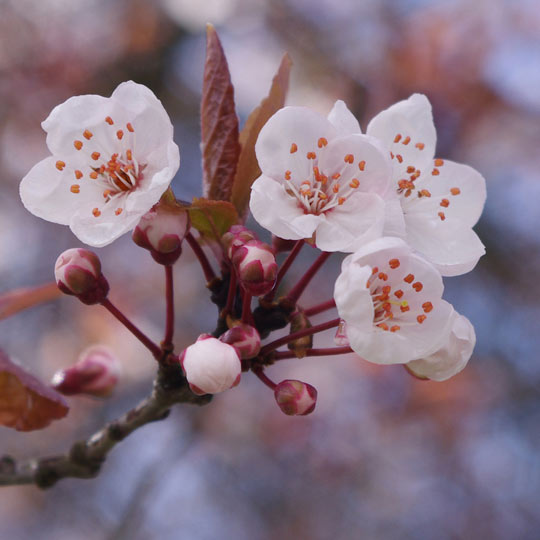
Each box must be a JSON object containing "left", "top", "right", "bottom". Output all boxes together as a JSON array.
[{"left": 1, "top": 0, "right": 539, "bottom": 538}]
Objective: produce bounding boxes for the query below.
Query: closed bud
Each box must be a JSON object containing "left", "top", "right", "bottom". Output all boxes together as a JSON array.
[
  {"left": 232, "top": 240, "right": 277, "bottom": 296},
  {"left": 51, "top": 345, "right": 121, "bottom": 397},
  {"left": 132, "top": 202, "right": 190, "bottom": 265},
  {"left": 274, "top": 379, "right": 317, "bottom": 416},
  {"left": 220, "top": 323, "right": 261, "bottom": 360},
  {"left": 54, "top": 248, "right": 109, "bottom": 304},
  {"left": 287, "top": 311, "right": 312, "bottom": 358},
  {"left": 222, "top": 225, "right": 258, "bottom": 259},
  {"left": 180, "top": 334, "right": 241, "bottom": 395}
]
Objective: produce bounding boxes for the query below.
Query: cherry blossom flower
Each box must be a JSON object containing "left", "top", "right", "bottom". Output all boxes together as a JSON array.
[
  {"left": 406, "top": 310, "right": 476, "bottom": 381},
  {"left": 249, "top": 104, "right": 397, "bottom": 252},
  {"left": 334, "top": 237, "right": 453, "bottom": 365},
  {"left": 20, "top": 81, "right": 180, "bottom": 247},
  {"left": 365, "top": 94, "right": 487, "bottom": 276}
]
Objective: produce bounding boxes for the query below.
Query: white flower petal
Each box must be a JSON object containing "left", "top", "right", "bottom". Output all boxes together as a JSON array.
[
  {"left": 327, "top": 100, "right": 361, "bottom": 136},
  {"left": 406, "top": 214, "right": 485, "bottom": 276},
  {"left": 383, "top": 197, "right": 407, "bottom": 238},
  {"left": 249, "top": 175, "right": 323, "bottom": 240},
  {"left": 315, "top": 192, "right": 385, "bottom": 252},
  {"left": 255, "top": 106, "right": 337, "bottom": 181},
  {"left": 407, "top": 310, "right": 475, "bottom": 381},
  {"left": 367, "top": 94, "right": 436, "bottom": 179}
]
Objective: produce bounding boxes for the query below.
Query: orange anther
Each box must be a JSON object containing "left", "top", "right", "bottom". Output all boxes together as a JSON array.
[
  {"left": 417, "top": 314, "right": 427, "bottom": 324},
  {"left": 406, "top": 166, "right": 415, "bottom": 173},
  {"left": 434, "top": 158, "right": 444, "bottom": 167},
  {"left": 103, "top": 190, "right": 112, "bottom": 198},
  {"left": 372, "top": 267, "right": 379, "bottom": 275},
  {"left": 432, "top": 168, "right": 440, "bottom": 176},
  {"left": 394, "top": 134, "right": 402, "bottom": 143},
  {"left": 290, "top": 143, "right": 298, "bottom": 153},
  {"left": 402, "top": 136, "right": 411, "bottom": 145},
  {"left": 415, "top": 142, "right": 425, "bottom": 150},
  {"left": 320, "top": 174, "right": 328, "bottom": 184},
  {"left": 83, "top": 130, "right": 93, "bottom": 140},
  {"left": 126, "top": 123, "right": 134, "bottom": 133},
  {"left": 358, "top": 160, "right": 366, "bottom": 171},
  {"left": 105, "top": 116, "right": 114, "bottom": 125},
  {"left": 344, "top": 154, "right": 354, "bottom": 164},
  {"left": 377, "top": 323, "right": 389, "bottom": 331},
  {"left": 333, "top": 184, "right": 340, "bottom": 193},
  {"left": 74, "top": 140, "right": 83, "bottom": 150},
  {"left": 90, "top": 171, "right": 98, "bottom": 179},
  {"left": 117, "top": 130, "right": 124, "bottom": 140},
  {"left": 389, "top": 258, "right": 400, "bottom": 269},
  {"left": 390, "top": 151, "right": 395, "bottom": 159},
  {"left": 285, "top": 170, "right": 291, "bottom": 180},
  {"left": 382, "top": 302, "right": 392, "bottom": 312},
  {"left": 450, "top": 187, "right": 461, "bottom": 196},
  {"left": 307, "top": 152, "right": 316, "bottom": 160},
  {"left": 390, "top": 325, "right": 400, "bottom": 332},
  {"left": 318, "top": 193, "right": 328, "bottom": 200},
  {"left": 378, "top": 272, "right": 388, "bottom": 281},
  {"left": 332, "top": 173, "right": 341, "bottom": 180},
  {"left": 404, "top": 274, "right": 414, "bottom": 283},
  {"left": 318, "top": 137, "right": 328, "bottom": 148},
  {"left": 91, "top": 152, "right": 100, "bottom": 161},
  {"left": 413, "top": 282, "right": 423, "bottom": 292},
  {"left": 382, "top": 285, "right": 391, "bottom": 294},
  {"left": 394, "top": 289, "right": 404, "bottom": 299},
  {"left": 55, "top": 160, "right": 66, "bottom": 171},
  {"left": 396, "top": 154, "right": 403, "bottom": 163},
  {"left": 126, "top": 149, "right": 133, "bottom": 161},
  {"left": 92, "top": 208, "right": 101, "bottom": 217},
  {"left": 349, "top": 178, "right": 360, "bottom": 189},
  {"left": 422, "top": 302, "right": 433, "bottom": 313},
  {"left": 420, "top": 189, "right": 431, "bottom": 197},
  {"left": 338, "top": 197, "right": 346, "bottom": 205},
  {"left": 70, "top": 184, "right": 80, "bottom": 194},
  {"left": 438, "top": 212, "right": 446, "bottom": 221},
  {"left": 115, "top": 208, "right": 123, "bottom": 215},
  {"left": 74, "top": 170, "right": 83, "bottom": 180},
  {"left": 400, "top": 304, "right": 410, "bottom": 313},
  {"left": 440, "top": 198, "right": 449, "bottom": 207}
]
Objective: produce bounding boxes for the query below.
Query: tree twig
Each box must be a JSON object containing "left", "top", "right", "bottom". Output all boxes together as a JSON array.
[{"left": 0, "top": 365, "right": 211, "bottom": 489}]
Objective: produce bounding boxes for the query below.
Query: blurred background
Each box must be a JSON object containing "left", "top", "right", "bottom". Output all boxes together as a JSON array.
[{"left": 1, "top": 0, "right": 539, "bottom": 538}]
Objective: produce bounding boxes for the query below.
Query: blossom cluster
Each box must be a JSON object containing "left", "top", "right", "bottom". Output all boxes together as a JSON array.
[{"left": 20, "top": 81, "right": 485, "bottom": 417}]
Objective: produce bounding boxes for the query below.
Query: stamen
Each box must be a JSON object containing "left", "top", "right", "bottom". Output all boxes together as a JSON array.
[
  {"left": 394, "top": 134, "right": 402, "bottom": 143},
  {"left": 117, "top": 130, "right": 124, "bottom": 140},
  {"left": 390, "top": 325, "right": 400, "bottom": 332},
  {"left": 70, "top": 184, "right": 80, "bottom": 194},
  {"left": 402, "top": 136, "right": 411, "bottom": 145},
  {"left": 126, "top": 149, "right": 133, "bottom": 161},
  {"left": 415, "top": 142, "right": 425, "bottom": 150},
  {"left": 417, "top": 315, "right": 427, "bottom": 324},
  {"left": 90, "top": 171, "right": 98, "bottom": 179},
  {"left": 333, "top": 184, "right": 340, "bottom": 193},
  {"left": 438, "top": 212, "right": 446, "bottom": 221},
  {"left": 285, "top": 170, "right": 291, "bottom": 180},
  {"left": 400, "top": 303, "right": 410, "bottom": 313},
  {"left": 332, "top": 173, "right": 341, "bottom": 180},
  {"left": 404, "top": 274, "right": 414, "bottom": 283},
  {"left": 396, "top": 154, "right": 403, "bottom": 163},
  {"left": 338, "top": 197, "right": 346, "bottom": 205},
  {"left": 377, "top": 323, "right": 389, "bottom": 331},
  {"left": 412, "top": 282, "right": 423, "bottom": 292},
  {"left": 91, "top": 152, "right": 100, "bottom": 161},
  {"left": 378, "top": 272, "right": 388, "bottom": 281},
  {"left": 349, "top": 178, "right": 360, "bottom": 189},
  {"left": 290, "top": 143, "right": 298, "bottom": 154},
  {"left": 126, "top": 123, "right": 134, "bottom": 133},
  {"left": 74, "top": 140, "right": 83, "bottom": 150},
  {"left": 105, "top": 116, "right": 114, "bottom": 125},
  {"left": 432, "top": 168, "right": 440, "bottom": 176},
  {"left": 434, "top": 158, "right": 444, "bottom": 166},
  {"left": 450, "top": 187, "right": 461, "bottom": 195},
  {"left": 422, "top": 302, "right": 433, "bottom": 313},
  {"left": 56, "top": 161, "right": 66, "bottom": 171},
  {"left": 406, "top": 166, "right": 415, "bottom": 173},
  {"left": 344, "top": 154, "right": 354, "bottom": 164},
  {"left": 115, "top": 208, "right": 123, "bottom": 215},
  {"left": 92, "top": 208, "right": 101, "bottom": 217},
  {"left": 359, "top": 160, "right": 366, "bottom": 171},
  {"left": 83, "top": 130, "right": 93, "bottom": 140},
  {"left": 74, "top": 170, "right": 83, "bottom": 180},
  {"left": 420, "top": 189, "right": 431, "bottom": 197},
  {"left": 440, "top": 198, "right": 449, "bottom": 207},
  {"left": 389, "top": 258, "right": 400, "bottom": 269},
  {"left": 394, "top": 290, "right": 404, "bottom": 299},
  {"left": 318, "top": 137, "right": 328, "bottom": 148}
]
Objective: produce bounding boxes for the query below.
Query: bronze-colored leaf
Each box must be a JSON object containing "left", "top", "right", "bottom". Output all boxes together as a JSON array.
[
  {"left": 187, "top": 198, "right": 240, "bottom": 242},
  {"left": 231, "top": 53, "right": 292, "bottom": 221},
  {"left": 0, "top": 350, "right": 69, "bottom": 431},
  {"left": 201, "top": 24, "right": 240, "bottom": 202},
  {"left": 0, "top": 283, "right": 61, "bottom": 321}
]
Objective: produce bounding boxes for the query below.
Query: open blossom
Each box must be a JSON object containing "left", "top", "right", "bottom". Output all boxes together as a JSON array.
[
  {"left": 20, "top": 81, "right": 180, "bottom": 247},
  {"left": 249, "top": 103, "right": 397, "bottom": 252},
  {"left": 364, "top": 94, "right": 486, "bottom": 276},
  {"left": 334, "top": 237, "right": 453, "bottom": 365},
  {"left": 180, "top": 335, "right": 241, "bottom": 395},
  {"left": 406, "top": 311, "right": 476, "bottom": 381}
]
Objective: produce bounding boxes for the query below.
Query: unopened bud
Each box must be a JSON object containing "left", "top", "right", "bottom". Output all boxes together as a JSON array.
[
  {"left": 232, "top": 240, "right": 277, "bottom": 296},
  {"left": 220, "top": 323, "right": 261, "bottom": 360},
  {"left": 132, "top": 202, "right": 190, "bottom": 265},
  {"left": 51, "top": 345, "right": 121, "bottom": 397},
  {"left": 222, "top": 225, "right": 258, "bottom": 259},
  {"left": 287, "top": 311, "right": 312, "bottom": 358},
  {"left": 274, "top": 379, "right": 317, "bottom": 416},
  {"left": 180, "top": 334, "right": 241, "bottom": 395},
  {"left": 54, "top": 248, "right": 109, "bottom": 304}
]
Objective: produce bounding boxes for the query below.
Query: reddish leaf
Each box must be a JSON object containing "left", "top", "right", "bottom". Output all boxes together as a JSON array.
[
  {"left": 187, "top": 198, "right": 239, "bottom": 242},
  {"left": 0, "top": 283, "right": 61, "bottom": 321},
  {"left": 201, "top": 24, "right": 241, "bottom": 202},
  {"left": 0, "top": 350, "right": 68, "bottom": 432},
  {"left": 231, "top": 53, "right": 292, "bottom": 221}
]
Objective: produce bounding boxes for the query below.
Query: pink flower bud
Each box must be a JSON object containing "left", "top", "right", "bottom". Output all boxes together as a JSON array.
[
  {"left": 54, "top": 248, "right": 109, "bottom": 304},
  {"left": 274, "top": 379, "right": 317, "bottom": 416},
  {"left": 51, "top": 345, "right": 121, "bottom": 397},
  {"left": 132, "top": 203, "right": 190, "bottom": 265},
  {"left": 180, "top": 334, "right": 241, "bottom": 395},
  {"left": 232, "top": 240, "right": 277, "bottom": 296},
  {"left": 222, "top": 225, "right": 258, "bottom": 259},
  {"left": 220, "top": 324, "right": 261, "bottom": 360}
]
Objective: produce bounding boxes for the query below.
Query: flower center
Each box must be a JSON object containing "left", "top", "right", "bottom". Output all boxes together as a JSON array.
[
  {"left": 283, "top": 139, "right": 367, "bottom": 215},
  {"left": 365, "top": 257, "right": 434, "bottom": 333}
]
